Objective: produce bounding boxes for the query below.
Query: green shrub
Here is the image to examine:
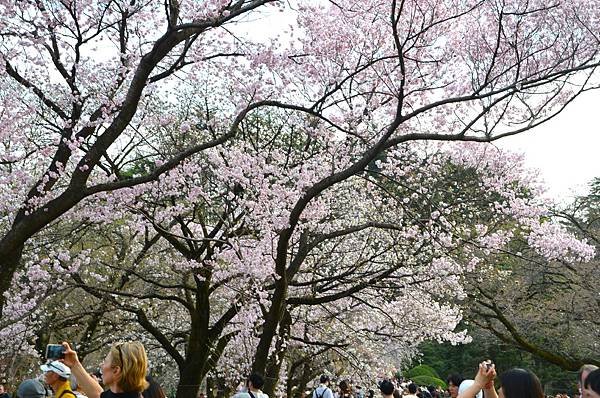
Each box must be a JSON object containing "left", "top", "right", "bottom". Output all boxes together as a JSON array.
[
  {"left": 409, "top": 375, "right": 447, "bottom": 389},
  {"left": 404, "top": 365, "right": 440, "bottom": 379}
]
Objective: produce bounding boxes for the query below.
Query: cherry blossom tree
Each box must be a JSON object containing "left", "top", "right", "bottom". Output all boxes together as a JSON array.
[
  {"left": 1, "top": 0, "right": 599, "bottom": 395},
  {"left": 465, "top": 178, "right": 600, "bottom": 370},
  {"left": 0, "top": 0, "right": 282, "bottom": 316},
  {"left": 2, "top": 121, "right": 594, "bottom": 398}
]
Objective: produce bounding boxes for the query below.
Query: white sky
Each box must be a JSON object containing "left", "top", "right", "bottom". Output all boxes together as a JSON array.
[{"left": 497, "top": 89, "right": 600, "bottom": 202}]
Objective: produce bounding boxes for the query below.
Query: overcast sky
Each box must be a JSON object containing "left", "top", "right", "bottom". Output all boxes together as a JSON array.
[{"left": 497, "top": 89, "right": 600, "bottom": 202}]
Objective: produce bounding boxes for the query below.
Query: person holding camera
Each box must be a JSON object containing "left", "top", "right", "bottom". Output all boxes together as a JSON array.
[
  {"left": 41, "top": 361, "right": 76, "bottom": 398},
  {"left": 457, "top": 362, "right": 544, "bottom": 398},
  {"left": 60, "top": 341, "right": 149, "bottom": 398}
]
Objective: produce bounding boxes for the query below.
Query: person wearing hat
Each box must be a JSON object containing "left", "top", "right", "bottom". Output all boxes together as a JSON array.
[
  {"left": 40, "top": 361, "right": 76, "bottom": 398},
  {"left": 16, "top": 379, "right": 46, "bottom": 398},
  {"left": 457, "top": 381, "right": 481, "bottom": 398}
]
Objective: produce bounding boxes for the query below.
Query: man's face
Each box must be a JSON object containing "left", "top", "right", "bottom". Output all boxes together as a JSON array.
[
  {"left": 583, "top": 387, "right": 600, "bottom": 398},
  {"left": 448, "top": 383, "right": 459, "bottom": 398},
  {"left": 44, "top": 371, "right": 59, "bottom": 385},
  {"left": 582, "top": 371, "right": 591, "bottom": 389},
  {"left": 580, "top": 371, "right": 592, "bottom": 397}
]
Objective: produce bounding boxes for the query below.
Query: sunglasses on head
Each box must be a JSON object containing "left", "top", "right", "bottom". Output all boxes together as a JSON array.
[{"left": 116, "top": 343, "right": 124, "bottom": 367}]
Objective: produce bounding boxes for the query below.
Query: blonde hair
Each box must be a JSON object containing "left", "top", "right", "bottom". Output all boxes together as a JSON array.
[{"left": 110, "top": 341, "right": 149, "bottom": 393}]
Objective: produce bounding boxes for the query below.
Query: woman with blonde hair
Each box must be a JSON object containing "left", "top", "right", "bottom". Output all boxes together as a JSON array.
[{"left": 62, "top": 342, "right": 149, "bottom": 398}]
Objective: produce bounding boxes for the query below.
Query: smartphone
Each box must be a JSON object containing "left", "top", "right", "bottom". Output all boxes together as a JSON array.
[{"left": 45, "top": 344, "right": 65, "bottom": 360}]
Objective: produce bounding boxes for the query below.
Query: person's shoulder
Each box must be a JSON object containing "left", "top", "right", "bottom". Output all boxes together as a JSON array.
[
  {"left": 233, "top": 392, "right": 251, "bottom": 398},
  {"left": 60, "top": 390, "right": 78, "bottom": 398}
]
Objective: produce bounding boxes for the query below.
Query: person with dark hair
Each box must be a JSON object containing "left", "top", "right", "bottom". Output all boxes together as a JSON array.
[
  {"left": 584, "top": 368, "right": 600, "bottom": 398},
  {"left": 0, "top": 383, "right": 10, "bottom": 398},
  {"left": 579, "top": 365, "right": 599, "bottom": 397},
  {"left": 339, "top": 381, "right": 352, "bottom": 398},
  {"left": 497, "top": 368, "right": 544, "bottom": 398},
  {"left": 458, "top": 362, "right": 544, "bottom": 398},
  {"left": 367, "top": 390, "right": 375, "bottom": 398},
  {"left": 419, "top": 386, "right": 432, "bottom": 398},
  {"left": 379, "top": 380, "right": 395, "bottom": 398},
  {"left": 142, "top": 376, "right": 166, "bottom": 398},
  {"left": 232, "top": 374, "right": 268, "bottom": 398},
  {"left": 404, "top": 383, "right": 418, "bottom": 398},
  {"left": 313, "top": 376, "right": 333, "bottom": 398},
  {"left": 427, "top": 386, "right": 438, "bottom": 398},
  {"left": 447, "top": 375, "right": 465, "bottom": 398}
]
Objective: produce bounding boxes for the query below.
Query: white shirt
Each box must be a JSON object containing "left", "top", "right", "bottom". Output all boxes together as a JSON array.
[
  {"left": 233, "top": 390, "right": 269, "bottom": 398},
  {"left": 313, "top": 385, "right": 334, "bottom": 398}
]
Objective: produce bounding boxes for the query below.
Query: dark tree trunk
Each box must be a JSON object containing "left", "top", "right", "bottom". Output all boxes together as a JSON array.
[
  {"left": 175, "top": 278, "right": 211, "bottom": 398},
  {"left": 262, "top": 309, "right": 292, "bottom": 397},
  {"left": 176, "top": 351, "right": 208, "bottom": 398},
  {"left": 251, "top": 272, "right": 288, "bottom": 377},
  {"left": 0, "top": 242, "right": 23, "bottom": 317}
]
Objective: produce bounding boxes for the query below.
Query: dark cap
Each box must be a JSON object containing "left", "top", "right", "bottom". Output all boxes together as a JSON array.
[{"left": 17, "top": 379, "right": 46, "bottom": 398}]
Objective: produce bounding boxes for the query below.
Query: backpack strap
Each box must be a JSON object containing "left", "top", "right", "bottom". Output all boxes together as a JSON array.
[
  {"left": 248, "top": 391, "right": 257, "bottom": 398},
  {"left": 58, "top": 390, "right": 77, "bottom": 398}
]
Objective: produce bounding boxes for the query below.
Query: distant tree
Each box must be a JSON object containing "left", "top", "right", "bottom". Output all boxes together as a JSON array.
[{"left": 464, "top": 178, "right": 600, "bottom": 370}]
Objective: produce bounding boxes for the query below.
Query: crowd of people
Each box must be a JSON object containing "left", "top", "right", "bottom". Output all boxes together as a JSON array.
[
  {"left": 301, "top": 364, "right": 600, "bottom": 398},
  {"left": 1, "top": 341, "right": 599, "bottom": 398},
  {"left": 1, "top": 342, "right": 165, "bottom": 398}
]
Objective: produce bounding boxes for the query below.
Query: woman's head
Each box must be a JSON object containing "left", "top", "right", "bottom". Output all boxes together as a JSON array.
[
  {"left": 498, "top": 369, "right": 543, "bottom": 398},
  {"left": 101, "top": 341, "right": 149, "bottom": 393},
  {"left": 339, "top": 380, "right": 351, "bottom": 393},
  {"left": 584, "top": 368, "right": 600, "bottom": 398},
  {"left": 447, "top": 374, "right": 464, "bottom": 398}
]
